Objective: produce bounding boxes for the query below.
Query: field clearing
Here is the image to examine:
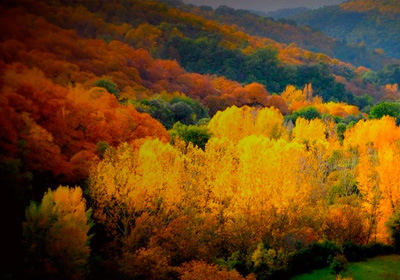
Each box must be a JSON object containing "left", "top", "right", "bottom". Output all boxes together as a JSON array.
[{"left": 291, "top": 255, "right": 400, "bottom": 280}]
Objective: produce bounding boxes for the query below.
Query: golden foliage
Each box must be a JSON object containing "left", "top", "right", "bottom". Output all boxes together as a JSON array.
[{"left": 208, "top": 105, "right": 286, "bottom": 141}]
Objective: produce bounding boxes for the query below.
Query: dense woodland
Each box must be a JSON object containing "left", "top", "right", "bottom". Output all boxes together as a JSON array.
[
  {"left": 162, "top": 0, "right": 400, "bottom": 70},
  {"left": 1, "top": 0, "right": 400, "bottom": 279},
  {"left": 293, "top": 0, "right": 400, "bottom": 61}
]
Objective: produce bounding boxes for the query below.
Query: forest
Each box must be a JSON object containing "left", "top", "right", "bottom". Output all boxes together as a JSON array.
[
  {"left": 1, "top": 0, "right": 400, "bottom": 279},
  {"left": 292, "top": 0, "right": 400, "bottom": 60}
]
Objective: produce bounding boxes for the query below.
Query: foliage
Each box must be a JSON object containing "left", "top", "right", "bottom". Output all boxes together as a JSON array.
[
  {"left": 22, "top": 186, "right": 92, "bottom": 279},
  {"left": 288, "top": 241, "right": 341, "bottom": 276},
  {"left": 369, "top": 102, "right": 400, "bottom": 120},
  {"left": 291, "top": 106, "right": 322, "bottom": 122},
  {"left": 169, "top": 122, "right": 211, "bottom": 150},
  {"left": 386, "top": 208, "right": 400, "bottom": 252},
  {"left": 94, "top": 78, "right": 119, "bottom": 97},
  {"left": 178, "top": 261, "right": 254, "bottom": 280},
  {"left": 292, "top": 255, "right": 400, "bottom": 280},
  {"left": 328, "top": 254, "right": 348, "bottom": 275},
  {"left": 293, "top": 2, "right": 400, "bottom": 59},
  {"left": 208, "top": 105, "right": 286, "bottom": 141},
  {"left": 2, "top": 0, "right": 400, "bottom": 278}
]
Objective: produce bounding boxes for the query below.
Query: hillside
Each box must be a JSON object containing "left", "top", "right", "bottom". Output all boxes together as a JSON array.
[
  {"left": 6, "top": 0, "right": 391, "bottom": 104},
  {"left": 2, "top": 0, "right": 400, "bottom": 279},
  {"left": 172, "top": 2, "right": 397, "bottom": 70},
  {"left": 264, "top": 7, "right": 311, "bottom": 19},
  {"left": 292, "top": 0, "right": 400, "bottom": 60}
]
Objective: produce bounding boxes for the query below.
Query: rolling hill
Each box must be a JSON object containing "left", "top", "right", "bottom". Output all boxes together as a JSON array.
[{"left": 292, "top": 0, "right": 400, "bottom": 60}]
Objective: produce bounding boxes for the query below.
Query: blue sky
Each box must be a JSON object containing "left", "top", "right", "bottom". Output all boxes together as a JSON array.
[{"left": 181, "top": 0, "right": 346, "bottom": 12}]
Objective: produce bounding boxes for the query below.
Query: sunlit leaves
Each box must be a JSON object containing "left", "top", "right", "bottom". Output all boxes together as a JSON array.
[{"left": 208, "top": 105, "right": 286, "bottom": 141}]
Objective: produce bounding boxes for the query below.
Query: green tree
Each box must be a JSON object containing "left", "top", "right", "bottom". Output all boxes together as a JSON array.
[
  {"left": 94, "top": 78, "right": 119, "bottom": 97},
  {"left": 169, "top": 122, "right": 211, "bottom": 150},
  {"left": 369, "top": 102, "right": 400, "bottom": 120},
  {"left": 287, "top": 106, "right": 322, "bottom": 123}
]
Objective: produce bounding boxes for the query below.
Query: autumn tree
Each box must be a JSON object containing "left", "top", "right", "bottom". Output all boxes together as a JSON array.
[
  {"left": 292, "top": 117, "right": 327, "bottom": 144},
  {"left": 208, "top": 105, "right": 286, "bottom": 141},
  {"left": 178, "top": 261, "right": 255, "bottom": 280},
  {"left": 23, "top": 186, "right": 92, "bottom": 279},
  {"left": 88, "top": 140, "right": 185, "bottom": 240}
]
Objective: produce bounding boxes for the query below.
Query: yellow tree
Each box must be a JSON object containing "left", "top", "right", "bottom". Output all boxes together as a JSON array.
[
  {"left": 203, "top": 137, "right": 239, "bottom": 219},
  {"left": 356, "top": 150, "right": 382, "bottom": 243},
  {"left": 125, "top": 23, "right": 162, "bottom": 50},
  {"left": 344, "top": 116, "right": 400, "bottom": 152},
  {"left": 377, "top": 144, "right": 400, "bottom": 212},
  {"left": 375, "top": 143, "right": 400, "bottom": 242},
  {"left": 88, "top": 140, "right": 184, "bottom": 239},
  {"left": 234, "top": 136, "right": 317, "bottom": 249},
  {"left": 292, "top": 117, "right": 327, "bottom": 144},
  {"left": 303, "top": 83, "right": 313, "bottom": 101},
  {"left": 281, "top": 85, "right": 306, "bottom": 104},
  {"left": 208, "top": 105, "right": 286, "bottom": 141},
  {"left": 23, "top": 186, "right": 92, "bottom": 279}
]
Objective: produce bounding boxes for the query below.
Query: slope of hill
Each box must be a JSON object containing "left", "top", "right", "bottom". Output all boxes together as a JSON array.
[
  {"left": 160, "top": 0, "right": 399, "bottom": 71},
  {"left": 4, "top": 0, "right": 376, "bottom": 104},
  {"left": 2, "top": 1, "right": 400, "bottom": 279},
  {"left": 264, "top": 7, "right": 311, "bottom": 19},
  {"left": 1, "top": 0, "right": 396, "bottom": 192},
  {"left": 292, "top": 0, "right": 400, "bottom": 60}
]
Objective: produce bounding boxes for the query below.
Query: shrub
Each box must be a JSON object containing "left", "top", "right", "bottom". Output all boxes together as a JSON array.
[
  {"left": 386, "top": 208, "right": 400, "bottom": 252},
  {"left": 328, "top": 254, "right": 348, "bottom": 275}
]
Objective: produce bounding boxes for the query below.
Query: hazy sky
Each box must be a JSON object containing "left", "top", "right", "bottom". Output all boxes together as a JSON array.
[{"left": 181, "top": 0, "right": 346, "bottom": 12}]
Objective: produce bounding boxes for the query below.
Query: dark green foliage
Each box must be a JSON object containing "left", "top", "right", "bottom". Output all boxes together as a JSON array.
[
  {"left": 147, "top": 98, "right": 175, "bottom": 129},
  {"left": 295, "top": 106, "right": 321, "bottom": 120},
  {"left": 379, "top": 64, "right": 400, "bottom": 85},
  {"left": 170, "top": 102, "right": 194, "bottom": 124},
  {"left": 342, "top": 242, "right": 366, "bottom": 262},
  {"left": 363, "top": 64, "right": 400, "bottom": 86},
  {"left": 96, "top": 141, "right": 110, "bottom": 159},
  {"left": 166, "top": 36, "right": 352, "bottom": 102},
  {"left": 288, "top": 241, "right": 394, "bottom": 278},
  {"left": 364, "top": 243, "right": 395, "bottom": 256},
  {"left": 294, "top": 63, "right": 352, "bottom": 102},
  {"left": 328, "top": 254, "right": 348, "bottom": 275},
  {"left": 135, "top": 96, "right": 209, "bottom": 129},
  {"left": 215, "top": 251, "right": 248, "bottom": 276},
  {"left": 166, "top": 36, "right": 245, "bottom": 81},
  {"left": 292, "top": 5, "right": 400, "bottom": 60},
  {"left": 386, "top": 208, "right": 400, "bottom": 252},
  {"left": 170, "top": 96, "right": 208, "bottom": 120},
  {"left": 242, "top": 47, "right": 284, "bottom": 92},
  {"left": 343, "top": 242, "right": 394, "bottom": 262},
  {"left": 337, "top": 122, "right": 347, "bottom": 142},
  {"left": 286, "top": 106, "right": 321, "bottom": 123},
  {"left": 288, "top": 240, "right": 340, "bottom": 277},
  {"left": 353, "top": 94, "right": 374, "bottom": 110},
  {"left": 169, "top": 122, "right": 211, "bottom": 149},
  {"left": 369, "top": 102, "right": 400, "bottom": 119},
  {"left": 94, "top": 79, "right": 119, "bottom": 97}
]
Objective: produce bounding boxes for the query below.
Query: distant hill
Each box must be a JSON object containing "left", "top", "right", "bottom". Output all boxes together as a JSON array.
[
  {"left": 292, "top": 0, "right": 400, "bottom": 59},
  {"left": 163, "top": 1, "right": 398, "bottom": 70},
  {"left": 264, "top": 7, "right": 310, "bottom": 19}
]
